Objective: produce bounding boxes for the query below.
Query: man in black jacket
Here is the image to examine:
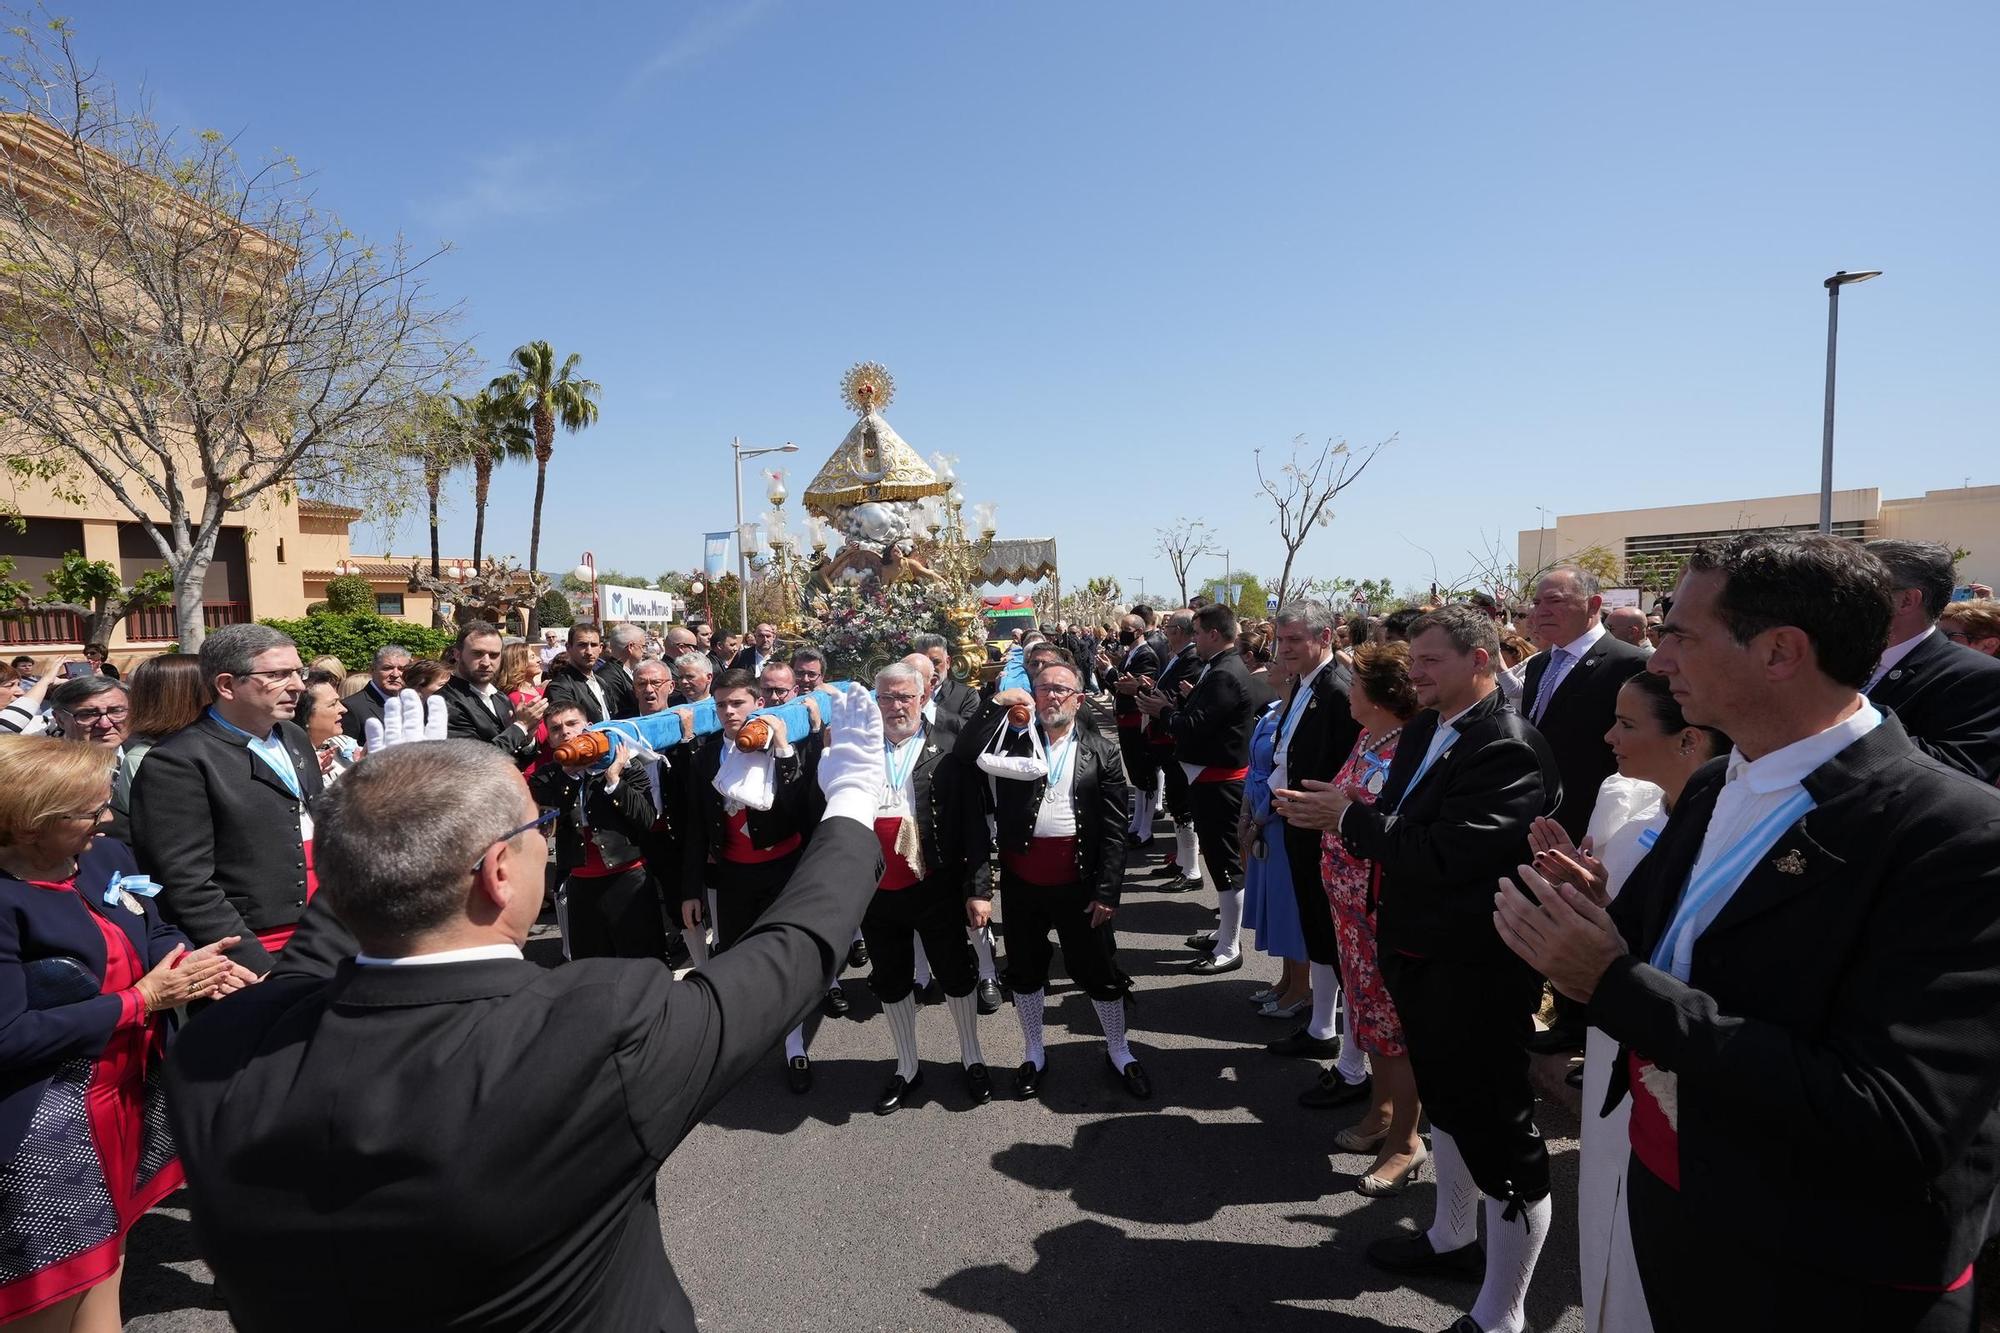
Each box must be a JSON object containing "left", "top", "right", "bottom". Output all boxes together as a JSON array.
[
  {"left": 438, "top": 620, "right": 546, "bottom": 767},
  {"left": 133, "top": 623, "right": 348, "bottom": 973},
  {"left": 166, "top": 688, "right": 889, "bottom": 1333},
  {"left": 1094, "top": 612, "right": 1163, "bottom": 847},
  {"left": 860, "top": 663, "right": 991, "bottom": 1113},
  {"left": 533, "top": 700, "right": 669, "bottom": 961},
  {"left": 914, "top": 632, "right": 980, "bottom": 724},
  {"left": 729, "top": 621, "right": 780, "bottom": 676},
  {"left": 1499, "top": 532, "right": 2000, "bottom": 1332},
  {"left": 966, "top": 661, "right": 1147, "bottom": 1100},
  {"left": 1518, "top": 565, "right": 1649, "bottom": 1055},
  {"left": 1290, "top": 604, "right": 1560, "bottom": 1333},
  {"left": 1148, "top": 604, "right": 1256, "bottom": 972},
  {"left": 546, "top": 623, "right": 634, "bottom": 724},
  {"left": 1862, "top": 538, "right": 2000, "bottom": 782},
  {"left": 338, "top": 644, "right": 411, "bottom": 744},
  {"left": 1144, "top": 611, "right": 1205, "bottom": 887}
]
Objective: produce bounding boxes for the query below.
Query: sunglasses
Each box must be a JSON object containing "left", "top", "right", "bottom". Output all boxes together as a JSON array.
[{"left": 472, "top": 808, "right": 559, "bottom": 872}]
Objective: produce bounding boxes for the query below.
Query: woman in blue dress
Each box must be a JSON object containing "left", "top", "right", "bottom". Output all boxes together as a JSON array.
[{"left": 1238, "top": 688, "right": 1309, "bottom": 1016}]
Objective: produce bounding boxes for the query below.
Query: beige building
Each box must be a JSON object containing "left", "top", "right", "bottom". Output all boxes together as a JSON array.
[{"left": 1519, "top": 484, "right": 2000, "bottom": 593}]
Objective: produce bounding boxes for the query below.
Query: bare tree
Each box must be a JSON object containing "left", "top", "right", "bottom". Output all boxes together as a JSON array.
[
  {"left": 0, "top": 16, "right": 462, "bottom": 646},
  {"left": 1255, "top": 433, "right": 1393, "bottom": 611},
  {"left": 1155, "top": 518, "right": 1217, "bottom": 606}
]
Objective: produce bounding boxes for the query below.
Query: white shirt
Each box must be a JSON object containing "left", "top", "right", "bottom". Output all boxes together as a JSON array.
[
  {"left": 1864, "top": 626, "right": 1935, "bottom": 693},
  {"left": 355, "top": 943, "right": 525, "bottom": 967},
  {"left": 1339, "top": 697, "right": 1483, "bottom": 832},
  {"left": 472, "top": 681, "right": 505, "bottom": 718},
  {"left": 1270, "top": 654, "right": 1332, "bottom": 794},
  {"left": 1529, "top": 621, "right": 1607, "bottom": 720},
  {"left": 1684, "top": 700, "right": 1883, "bottom": 902},
  {"left": 585, "top": 674, "right": 608, "bottom": 719},
  {"left": 1033, "top": 728, "right": 1081, "bottom": 838}
]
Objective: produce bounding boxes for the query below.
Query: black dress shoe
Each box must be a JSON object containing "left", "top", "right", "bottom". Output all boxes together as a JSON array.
[
  {"left": 1110, "top": 1056, "right": 1153, "bottom": 1100},
  {"left": 975, "top": 978, "right": 1003, "bottom": 1014},
  {"left": 1436, "top": 1318, "right": 1484, "bottom": 1333},
  {"left": 1158, "top": 874, "right": 1202, "bottom": 893},
  {"left": 786, "top": 1055, "right": 813, "bottom": 1095},
  {"left": 874, "top": 1069, "right": 922, "bottom": 1115},
  {"left": 964, "top": 1063, "right": 993, "bottom": 1105},
  {"left": 847, "top": 939, "right": 871, "bottom": 970},
  {"left": 1189, "top": 951, "right": 1244, "bottom": 976},
  {"left": 1526, "top": 1023, "right": 1586, "bottom": 1056},
  {"left": 822, "top": 985, "right": 851, "bottom": 1019},
  {"left": 1184, "top": 932, "right": 1217, "bottom": 951},
  {"left": 1267, "top": 1027, "right": 1342, "bottom": 1059},
  {"left": 1365, "top": 1231, "right": 1485, "bottom": 1281},
  {"left": 1299, "top": 1067, "right": 1373, "bottom": 1109},
  {"left": 1014, "top": 1060, "right": 1043, "bottom": 1100}
]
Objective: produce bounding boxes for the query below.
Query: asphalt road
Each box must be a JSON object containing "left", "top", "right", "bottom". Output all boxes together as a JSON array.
[{"left": 123, "top": 833, "right": 1586, "bottom": 1333}]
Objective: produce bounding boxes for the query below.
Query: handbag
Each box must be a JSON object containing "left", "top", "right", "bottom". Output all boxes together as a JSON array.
[
  {"left": 22, "top": 955, "right": 100, "bottom": 1008},
  {"left": 976, "top": 714, "right": 1048, "bottom": 783}
]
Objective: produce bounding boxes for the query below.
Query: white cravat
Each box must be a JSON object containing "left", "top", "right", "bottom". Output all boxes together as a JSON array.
[{"left": 355, "top": 943, "right": 525, "bottom": 967}]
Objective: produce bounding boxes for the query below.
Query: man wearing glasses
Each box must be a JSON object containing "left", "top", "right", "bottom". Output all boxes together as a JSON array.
[
  {"left": 49, "top": 674, "right": 134, "bottom": 837},
  {"left": 339, "top": 643, "right": 412, "bottom": 744},
  {"left": 134, "top": 623, "right": 351, "bottom": 973}
]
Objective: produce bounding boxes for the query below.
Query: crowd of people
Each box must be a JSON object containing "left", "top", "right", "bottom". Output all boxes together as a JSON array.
[{"left": 2, "top": 533, "right": 1999, "bottom": 1332}]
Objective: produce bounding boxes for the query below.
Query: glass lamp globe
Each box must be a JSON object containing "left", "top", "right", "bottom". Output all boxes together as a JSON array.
[{"left": 571, "top": 563, "right": 595, "bottom": 584}]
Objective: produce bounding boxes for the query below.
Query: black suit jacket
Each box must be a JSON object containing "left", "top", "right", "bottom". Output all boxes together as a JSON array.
[
  {"left": 130, "top": 714, "right": 325, "bottom": 972},
  {"left": 439, "top": 676, "right": 538, "bottom": 764},
  {"left": 728, "top": 646, "right": 774, "bottom": 676},
  {"left": 546, "top": 663, "right": 615, "bottom": 724},
  {"left": 931, "top": 675, "right": 981, "bottom": 725},
  {"left": 1276, "top": 658, "right": 1363, "bottom": 885},
  {"left": 165, "top": 816, "right": 885, "bottom": 1333},
  {"left": 597, "top": 659, "right": 638, "bottom": 721},
  {"left": 1166, "top": 648, "right": 1256, "bottom": 770},
  {"left": 1865, "top": 628, "right": 2000, "bottom": 783},
  {"left": 961, "top": 701, "right": 1131, "bottom": 904},
  {"left": 1341, "top": 689, "right": 1560, "bottom": 963},
  {"left": 1518, "top": 632, "right": 1650, "bottom": 839},
  {"left": 1594, "top": 716, "right": 2000, "bottom": 1291},
  {"left": 338, "top": 683, "right": 387, "bottom": 744},
  {"left": 1100, "top": 640, "right": 1162, "bottom": 728},
  {"left": 679, "top": 731, "right": 816, "bottom": 899}
]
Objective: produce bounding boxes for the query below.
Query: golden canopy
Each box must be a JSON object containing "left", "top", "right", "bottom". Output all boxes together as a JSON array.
[{"left": 802, "top": 411, "right": 949, "bottom": 515}]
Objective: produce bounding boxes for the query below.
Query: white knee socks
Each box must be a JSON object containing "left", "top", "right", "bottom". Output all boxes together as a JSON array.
[
  {"left": 1092, "top": 997, "right": 1135, "bottom": 1072},
  {"left": 1425, "top": 1129, "right": 1480, "bottom": 1254},
  {"left": 1175, "top": 826, "right": 1202, "bottom": 882},
  {"left": 883, "top": 996, "right": 920, "bottom": 1079},
  {"left": 1153, "top": 773, "right": 1166, "bottom": 814},
  {"left": 912, "top": 933, "right": 932, "bottom": 989},
  {"left": 1014, "top": 988, "right": 1046, "bottom": 1069},
  {"left": 1213, "top": 887, "right": 1244, "bottom": 962},
  {"left": 1307, "top": 961, "right": 1340, "bottom": 1041},
  {"left": 1133, "top": 798, "right": 1155, "bottom": 843},
  {"left": 1470, "top": 1193, "right": 1550, "bottom": 1333},
  {"left": 783, "top": 1025, "right": 807, "bottom": 1062},
  {"left": 945, "top": 990, "right": 986, "bottom": 1068},
  {"left": 1335, "top": 976, "right": 1368, "bottom": 1084},
  {"left": 968, "top": 925, "right": 998, "bottom": 982}
]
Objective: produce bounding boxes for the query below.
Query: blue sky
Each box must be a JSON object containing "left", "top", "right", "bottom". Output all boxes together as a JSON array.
[{"left": 81, "top": 1, "right": 1997, "bottom": 603}]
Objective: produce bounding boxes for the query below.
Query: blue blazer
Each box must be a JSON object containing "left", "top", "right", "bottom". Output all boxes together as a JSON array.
[{"left": 0, "top": 837, "right": 187, "bottom": 1162}]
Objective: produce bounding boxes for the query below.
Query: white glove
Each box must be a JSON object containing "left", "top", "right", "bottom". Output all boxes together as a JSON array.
[
  {"left": 815, "top": 681, "right": 885, "bottom": 827},
  {"left": 363, "top": 688, "right": 448, "bottom": 754}
]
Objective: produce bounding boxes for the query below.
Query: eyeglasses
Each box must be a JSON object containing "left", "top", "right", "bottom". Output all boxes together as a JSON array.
[
  {"left": 58, "top": 799, "right": 113, "bottom": 823},
  {"left": 472, "top": 808, "right": 559, "bottom": 872},
  {"left": 237, "top": 667, "right": 307, "bottom": 685},
  {"left": 61, "top": 706, "right": 129, "bottom": 724},
  {"left": 1034, "top": 684, "right": 1080, "bottom": 700}
]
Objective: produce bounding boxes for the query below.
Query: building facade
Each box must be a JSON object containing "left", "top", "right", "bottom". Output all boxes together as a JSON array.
[{"left": 1519, "top": 485, "right": 2000, "bottom": 592}]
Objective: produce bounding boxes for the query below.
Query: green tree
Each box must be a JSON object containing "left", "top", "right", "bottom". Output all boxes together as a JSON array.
[
  {"left": 489, "top": 342, "right": 602, "bottom": 615},
  {"left": 0, "top": 552, "right": 172, "bottom": 646},
  {"left": 458, "top": 387, "right": 534, "bottom": 570},
  {"left": 322, "top": 574, "right": 375, "bottom": 615},
  {"left": 534, "top": 587, "right": 573, "bottom": 629},
  {"left": 1196, "top": 570, "right": 1273, "bottom": 622},
  {"left": 397, "top": 392, "right": 480, "bottom": 626}
]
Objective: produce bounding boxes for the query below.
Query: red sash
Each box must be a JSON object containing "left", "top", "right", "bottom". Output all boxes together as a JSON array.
[
  {"left": 873, "top": 817, "right": 920, "bottom": 891},
  {"left": 722, "top": 808, "right": 800, "bottom": 865},
  {"left": 1194, "top": 765, "right": 1249, "bottom": 784},
  {"left": 1000, "top": 836, "right": 1078, "bottom": 886}
]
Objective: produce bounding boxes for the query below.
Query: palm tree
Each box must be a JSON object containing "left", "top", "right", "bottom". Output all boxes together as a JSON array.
[
  {"left": 461, "top": 387, "right": 534, "bottom": 571},
  {"left": 400, "top": 394, "right": 476, "bottom": 626},
  {"left": 489, "top": 342, "right": 601, "bottom": 591}
]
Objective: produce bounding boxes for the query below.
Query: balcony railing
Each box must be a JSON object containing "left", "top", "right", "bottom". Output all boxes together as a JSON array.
[
  {"left": 124, "top": 601, "right": 251, "bottom": 642},
  {"left": 0, "top": 608, "right": 84, "bottom": 645}
]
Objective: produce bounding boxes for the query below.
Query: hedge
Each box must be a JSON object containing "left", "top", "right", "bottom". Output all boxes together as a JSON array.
[{"left": 258, "top": 613, "right": 454, "bottom": 672}]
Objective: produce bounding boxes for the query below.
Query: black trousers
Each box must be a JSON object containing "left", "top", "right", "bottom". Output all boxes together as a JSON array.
[
  {"left": 1380, "top": 950, "right": 1549, "bottom": 1203},
  {"left": 1282, "top": 824, "right": 1340, "bottom": 966},
  {"left": 1117, "top": 725, "right": 1158, "bottom": 807},
  {"left": 710, "top": 850, "right": 803, "bottom": 951},
  {"left": 861, "top": 874, "right": 977, "bottom": 1004},
  {"left": 1159, "top": 749, "right": 1193, "bottom": 822},
  {"left": 562, "top": 866, "right": 668, "bottom": 961},
  {"left": 1625, "top": 1153, "right": 1976, "bottom": 1333},
  {"left": 1187, "top": 777, "right": 1244, "bottom": 890},
  {"left": 999, "top": 871, "right": 1128, "bottom": 1002}
]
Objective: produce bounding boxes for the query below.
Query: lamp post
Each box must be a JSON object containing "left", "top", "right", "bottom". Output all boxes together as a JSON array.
[
  {"left": 1819, "top": 269, "right": 1883, "bottom": 534},
  {"left": 572, "top": 553, "right": 598, "bottom": 626},
  {"left": 731, "top": 437, "right": 798, "bottom": 633}
]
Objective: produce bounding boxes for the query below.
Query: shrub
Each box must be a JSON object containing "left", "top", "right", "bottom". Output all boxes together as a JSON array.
[
  {"left": 323, "top": 574, "right": 376, "bottom": 615},
  {"left": 535, "top": 587, "right": 573, "bottom": 629},
  {"left": 258, "top": 612, "right": 453, "bottom": 672}
]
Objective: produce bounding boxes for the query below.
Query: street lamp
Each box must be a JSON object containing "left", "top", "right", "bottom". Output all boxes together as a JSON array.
[
  {"left": 1819, "top": 269, "right": 1883, "bottom": 534},
  {"left": 731, "top": 437, "right": 798, "bottom": 632},
  {"left": 573, "top": 552, "right": 598, "bottom": 625}
]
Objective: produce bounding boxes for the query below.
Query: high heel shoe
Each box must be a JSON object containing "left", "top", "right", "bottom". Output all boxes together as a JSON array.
[
  {"left": 1259, "top": 995, "right": 1310, "bottom": 1019},
  {"left": 1356, "top": 1142, "right": 1430, "bottom": 1197},
  {"left": 1333, "top": 1123, "right": 1389, "bottom": 1154},
  {"left": 1247, "top": 986, "right": 1279, "bottom": 1005}
]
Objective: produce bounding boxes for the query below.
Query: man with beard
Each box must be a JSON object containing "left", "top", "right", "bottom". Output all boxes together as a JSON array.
[
  {"left": 859, "top": 663, "right": 992, "bottom": 1113},
  {"left": 964, "top": 661, "right": 1149, "bottom": 1100},
  {"left": 439, "top": 620, "right": 548, "bottom": 768},
  {"left": 1094, "top": 613, "right": 1162, "bottom": 848}
]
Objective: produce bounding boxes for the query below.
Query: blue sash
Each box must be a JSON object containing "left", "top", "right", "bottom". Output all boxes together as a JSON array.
[{"left": 1649, "top": 788, "right": 1815, "bottom": 981}]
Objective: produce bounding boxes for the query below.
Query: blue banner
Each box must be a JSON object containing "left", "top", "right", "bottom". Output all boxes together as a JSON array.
[{"left": 703, "top": 531, "right": 732, "bottom": 578}]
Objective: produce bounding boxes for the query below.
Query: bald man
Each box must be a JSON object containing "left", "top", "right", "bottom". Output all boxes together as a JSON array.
[{"left": 1604, "top": 605, "right": 1652, "bottom": 654}]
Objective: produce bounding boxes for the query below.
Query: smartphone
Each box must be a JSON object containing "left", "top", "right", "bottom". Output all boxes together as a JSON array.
[{"left": 62, "top": 661, "right": 92, "bottom": 679}]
